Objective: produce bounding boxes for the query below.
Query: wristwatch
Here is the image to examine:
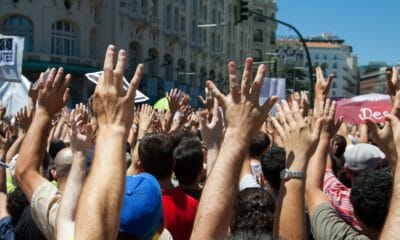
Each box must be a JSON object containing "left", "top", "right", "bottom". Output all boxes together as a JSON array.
[{"left": 280, "top": 168, "right": 306, "bottom": 180}]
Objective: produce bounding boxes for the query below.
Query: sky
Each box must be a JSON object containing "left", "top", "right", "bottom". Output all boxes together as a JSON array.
[{"left": 276, "top": 0, "right": 400, "bottom": 66}]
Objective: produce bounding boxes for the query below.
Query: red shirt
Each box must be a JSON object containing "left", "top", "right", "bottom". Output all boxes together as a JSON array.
[
  {"left": 162, "top": 187, "right": 198, "bottom": 240},
  {"left": 323, "top": 168, "right": 361, "bottom": 230}
]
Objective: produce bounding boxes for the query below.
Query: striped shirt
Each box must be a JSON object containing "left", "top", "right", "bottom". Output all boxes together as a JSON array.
[{"left": 323, "top": 168, "right": 361, "bottom": 231}]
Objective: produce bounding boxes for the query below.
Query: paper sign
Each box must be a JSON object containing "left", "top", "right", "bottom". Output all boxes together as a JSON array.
[
  {"left": 85, "top": 71, "right": 149, "bottom": 103},
  {"left": 0, "top": 35, "right": 24, "bottom": 82}
]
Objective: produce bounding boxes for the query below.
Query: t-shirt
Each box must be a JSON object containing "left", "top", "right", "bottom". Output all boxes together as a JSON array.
[
  {"left": 162, "top": 187, "right": 198, "bottom": 240},
  {"left": 311, "top": 203, "right": 369, "bottom": 240},
  {"left": 14, "top": 207, "right": 46, "bottom": 240},
  {"left": 323, "top": 168, "right": 361, "bottom": 230},
  {"left": 0, "top": 216, "right": 15, "bottom": 240}
]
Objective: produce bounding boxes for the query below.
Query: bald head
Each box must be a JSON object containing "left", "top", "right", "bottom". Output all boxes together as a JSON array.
[{"left": 53, "top": 147, "right": 74, "bottom": 181}]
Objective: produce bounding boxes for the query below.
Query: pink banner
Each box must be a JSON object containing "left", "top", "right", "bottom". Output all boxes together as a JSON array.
[{"left": 335, "top": 99, "right": 392, "bottom": 124}]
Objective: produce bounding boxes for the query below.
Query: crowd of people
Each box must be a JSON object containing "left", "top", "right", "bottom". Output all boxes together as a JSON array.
[{"left": 0, "top": 44, "right": 400, "bottom": 239}]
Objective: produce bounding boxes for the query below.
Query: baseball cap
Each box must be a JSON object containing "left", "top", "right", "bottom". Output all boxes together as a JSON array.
[
  {"left": 120, "top": 173, "right": 163, "bottom": 240},
  {"left": 344, "top": 143, "right": 385, "bottom": 173}
]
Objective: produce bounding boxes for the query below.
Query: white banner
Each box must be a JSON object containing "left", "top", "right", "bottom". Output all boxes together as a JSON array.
[
  {"left": 0, "top": 35, "right": 24, "bottom": 82},
  {"left": 85, "top": 71, "right": 149, "bottom": 103}
]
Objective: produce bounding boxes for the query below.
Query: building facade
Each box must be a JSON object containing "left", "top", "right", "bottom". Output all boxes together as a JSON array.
[
  {"left": 0, "top": 0, "right": 277, "bottom": 106},
  {"left": 274, "top": 34, "right": 359, "bottom": 97},
  {"left": 359, "top": 66, "right": 388, "bottom": 94}
]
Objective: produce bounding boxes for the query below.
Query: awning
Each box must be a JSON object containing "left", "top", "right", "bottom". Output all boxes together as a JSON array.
[{"left": 22, "top": 60, "right": 99, "bottom": 75}]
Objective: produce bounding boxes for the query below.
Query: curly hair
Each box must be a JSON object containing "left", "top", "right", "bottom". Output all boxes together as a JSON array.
[
  {"left": 350, "top": 167, "right": 392, "bottom": 230},
  {"left": 249, "top": 132, "right": 270, "bottom": 158},
  {"left": 230, "top": 188, "right": 276, "bottom": 235}
]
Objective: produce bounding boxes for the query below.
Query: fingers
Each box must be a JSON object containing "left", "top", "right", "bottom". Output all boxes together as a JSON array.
[
  {"left": 206, "top": 81, "right": 226, "bottom": 109},
  {"left": 241, "top": 58, "right": 253, "bottom": 98},
  {"left": 327, "top": 74, "right": 334, "bottom": 87},
  {"left": 102, "top": 45, "right": 115, "bottom": 86},
  {"left": 52, "top": 68, "right": 64, "bottom": 91},
  {"left": 261, "top": 95, "right": 279, "bottom": 115},
  {"left": 312, "top": 118, "right": 324, "bottom": 139},
  {"left": 364, "top": 118, "right": 379, "bottom": 138},
  {"left": 271, "top": 117, "right": 286, "bottom": 140},
  {"left": 114, "top": 49, "right": 127, "bottom": 92},
  {"left": 126, "top": 64, "right": 144, "bottom": 102},
  {"left": 228, "top": 62, "right": 240, "bottom": 101},
  {"left": 199, "top": 110, "right": 208, "bottom": 128},
  {"left": 250, "top": 64, "right": 266, "bottom": 103},
  {"left": 45, "top": 68, "right": 56, "bottom": 91},
  {"left": 281, "top": 100, "right": 296, "bottom": 127}
]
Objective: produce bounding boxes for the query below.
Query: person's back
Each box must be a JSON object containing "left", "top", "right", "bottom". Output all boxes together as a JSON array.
[{"left": 162, "top": 187, "right": 198, "bottom": 240}]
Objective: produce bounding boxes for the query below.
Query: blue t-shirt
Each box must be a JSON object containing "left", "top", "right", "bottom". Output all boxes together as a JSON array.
[{"left": 0, "top": 216, "right": 15, "bottom": 240}]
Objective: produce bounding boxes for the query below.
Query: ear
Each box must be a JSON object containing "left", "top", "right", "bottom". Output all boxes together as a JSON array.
[
  {"left": 135, "top": 160, "right": 145, "bottom": 173},
  {"left": 50, "top": 168, "right": 57, "bottom": 180}
]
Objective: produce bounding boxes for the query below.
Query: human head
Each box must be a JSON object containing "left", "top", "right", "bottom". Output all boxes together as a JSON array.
[
  {"left": 7, "top": 187, "right": 29, "bottom": 222},
  {"left": 344, "top": 143, "right": 385, "bottom": 175},
  {"left": 230, "top": 188, "right": 276, "bottom": 235},
  {"left": 139, "top": 133, "right": 174, "bottom": 180},
  {"left": 249, "top": 131, "right": 270, "bottom": 158},
  {"left": 119, "top": 173, "right": 163, "bottom": 240},
  {"left": 350, "top": 168, "right": 392, "bottom": 232},
  {"left": 50, "top": 147, "right": 74, "bottom": 183},
  {"left": 169, "top": 128, "right": 197, "bottom": 149},
  {"left": 49, "top": 139, "right": 67, "bottom": 160},
  {"left": 261, "top": 146, "right": 286, "bottom": 193},
  {"left": 330, "top": 135, "right": 346, "bottom": 158},
  {"left": 173, "top": 138, "right": 203, "bottom": 185}
]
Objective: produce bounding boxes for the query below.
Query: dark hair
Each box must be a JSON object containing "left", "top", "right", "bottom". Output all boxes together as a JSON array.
[
  {"left": 261, "top": 146, "right": 286, "bottom": 192},
  {"left": 169, "top": 128, "right": 197, "bottom": 149},
  {"left": 173, "top": 138, "right": 203, "bottom": 185},
  {"left": 139, "top": 133, "right": 174, "bottom": 180},
  {"left": 7, "top": 187, "right": 29, "bottom": 222},
  {"left": 230, "top": 188, "right": 276, "bottom": 235},
  {"left": 249, "top": 132, "right": 270, "bottom": 158},
  {"left": 331, "top": 135, "right": 346, "bottom": 158},
  {"left": 350, "top": 168, "right": 392, "bottom": 230},
  {"left": 224, "top": 231, "right": 272, "bottom": 240}
]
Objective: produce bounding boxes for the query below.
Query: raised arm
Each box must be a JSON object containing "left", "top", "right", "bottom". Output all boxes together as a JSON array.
[
  {"left": 314, "top": 67, "right": 333, "bottom": 116},
  {"left": 75, "top": 45, "right": 143, "bottom": 240},
  {"left": 15, "top": 68, "right": 70, "bottom": 201},
  {"left": 271, "top": 100, "right": 323, "bottom": 239},
  {"left": 191, "top": 58, "right": 278, "bottom": 239},
  {"left": 380, "top": 112, "right": 400, "bottom": 239},
  {"left": 56, "top": 109, "right": 92, "bottom": 240},
  {"left": 305, "top": 100, "right": 342, "bottom": 215},
  {"left": 199, "top": 98, "right": 224, "bottom": 177}
]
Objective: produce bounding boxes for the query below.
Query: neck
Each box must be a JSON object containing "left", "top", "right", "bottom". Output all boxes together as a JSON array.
[
  {"left": 158, "top": 178, "right": 175, "bottom": 190},
  {"left": 58, "top": 179, "right": 67, "bottom": 192},
  {"left": 180, "top": 182, "right": 200, "bottom": 190}
]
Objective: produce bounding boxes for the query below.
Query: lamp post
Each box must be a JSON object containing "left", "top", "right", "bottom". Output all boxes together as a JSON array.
[{"left": 248, "top": 10, "right": 314, "bottom": 106}]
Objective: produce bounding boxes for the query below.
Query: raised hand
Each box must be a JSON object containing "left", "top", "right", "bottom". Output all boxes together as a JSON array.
[
  {"left": 387, "top": 66, "right": 399, "bottom": 103},
  {"left": 272, "top": 100, "right": 323, "bottom": 167},
  {"left": 69, "top": 109, "right": 92, "bottom": 155},
  {"left": 28, "top": 82, "right": 39, "bottom": 106},
  {"left": 320, "top": 99, "right": 342, "bottom": 138},
  {"left": 16, "top": 104, "right": 34, "bottom": 133},
  {"left": 198, "top": 87, "right": 214, "bottom": 111},
  {"left": 207, "top": 58, "right": 279, "bottom": 135},
  {"left": 138, "top": 104, "right": 154, "bottom": 137},
  {"left": 315, "top": 67, "right": 334, "bottom": 99},
  {"left": 37, "top": 68, "right": 70, "bottom": 117},
  {"left": 365, "top": 91, "right": 400, "bottom": 167},
  {"left": 92, "top": 45, "right": 144, "bottom": 135},
  {"left": 199, "top": 98, "right": 224, "bottom": 147},
  {"left": 166, "top": 88, "right": 180, "bottom": 113}
]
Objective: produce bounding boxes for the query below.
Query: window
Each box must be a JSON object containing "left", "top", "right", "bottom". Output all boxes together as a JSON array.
[
  {"left": 174, "top": 8, "right": 179, "bottom": 30},
  {"left": 151, "top": 0, "right": 158, "bottom": 16},
  {"left": 191, "top": 20, "right": 196, "bottom": 41},
  {"left": 148, "top": 48, "right": 158, "bottom": 77},
  {"left": 166, "top": 5, "right": 171, "bottom": 27},
  {"left": 163, "top": 54, "right": 173, "bottom": 80},
  {"left": 253, "top": 9, "right": 265, "bottom": 22},
  {"left": 51, "top": 20, "right": 78, "bottom": 56},
  {"left": 333, "top": 63, "right": 338, "bottom": 69},
  {"left": 315, "top": 54, "right": 319, "bottom": 60},
  {"left": 129, "top": 41, "right": 142, "bottom": 70},
  {"left": 2, "top": 15, "right": 33, "bottom": 52},
  {"left": 180, "top": 16, "right": 185, "bottom": 32},
  {"left": 253, "top": 29, "right": 263, "bottom": 42},
  {"left": 253, "top": 49, "right": 262, "bottom": 61},
  {"left": 332, "top": 82, "right": 337, "bottom": 88}
]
